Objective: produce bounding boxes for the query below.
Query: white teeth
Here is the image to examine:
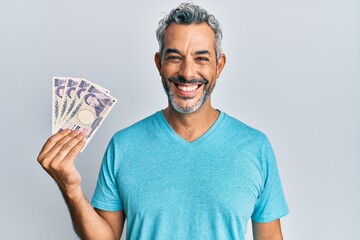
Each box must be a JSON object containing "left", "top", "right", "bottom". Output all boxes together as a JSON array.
[{"left": 177, "top": 84, "right": 198, "bottom": 92}]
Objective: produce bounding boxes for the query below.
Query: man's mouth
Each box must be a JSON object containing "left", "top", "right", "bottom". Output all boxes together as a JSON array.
[
  {"left": 174, "top": 83, "right": 202, "bottom": 92},
  {"left": 168, "top": 77, "right": 208, "bottom": 93}
]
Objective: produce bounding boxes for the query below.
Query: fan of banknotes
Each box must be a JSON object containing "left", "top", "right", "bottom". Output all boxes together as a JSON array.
[{"left": 52, "top": 77, "right": 117, "bottom": 150}]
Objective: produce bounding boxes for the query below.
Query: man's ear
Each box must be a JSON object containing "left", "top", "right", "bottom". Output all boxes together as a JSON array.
[
  {"left": 216, "top": 53, "right": 226, "bottom": 79},
  {"left": 154, "top": 52, "right": 162, "bottom": 74}
]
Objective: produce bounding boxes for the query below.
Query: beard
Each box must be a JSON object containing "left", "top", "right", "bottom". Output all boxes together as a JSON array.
[{"left": 162, "top": 76, "right": 213, "bottom": 114}]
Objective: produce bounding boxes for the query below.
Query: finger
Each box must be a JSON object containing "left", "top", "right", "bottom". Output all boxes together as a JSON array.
[
  {"left": 64, "top": 137, "right": 87, "bottom": 163},
  {"left": 38, "top": 129, "right": 71, "bottom": 162},
  {"left": 59, "top": 139, "right": 86, "bottom": 170},
  {"left": 46, "top": 130, "right": 84, "bottom": 161},
  {"left": 52, "top": 132, "right": 86, "bottom": 165},
  {"left": 38, "top": 130, "right": 82, "bottom": 167}
]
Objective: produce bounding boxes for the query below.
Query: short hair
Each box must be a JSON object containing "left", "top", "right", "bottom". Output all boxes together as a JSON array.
[{"left": 156, "top": 2, "right": 223, "bottom": 60}]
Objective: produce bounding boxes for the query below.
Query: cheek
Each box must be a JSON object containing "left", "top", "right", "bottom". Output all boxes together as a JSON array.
[
  {"left": 198, "top": 65, "right": 216, "bottom": 78},
  {"left": 161, "top": 63, "right": 175, "bottom": 72},
  {"left": 160, "top": 73, "right": 170, "bottom": 90}
]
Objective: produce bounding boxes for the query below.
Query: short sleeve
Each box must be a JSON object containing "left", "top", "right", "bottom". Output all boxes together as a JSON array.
[
  {"left": 91, "top": 137, "right": 123, "bottom": 211},
  {"left": 251, "top": 137, "right": 289, "bottom": 222}
]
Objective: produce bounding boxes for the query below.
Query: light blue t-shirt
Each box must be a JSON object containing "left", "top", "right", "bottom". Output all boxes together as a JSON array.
[{"left": 91, "top": 111, "right": 289, "bottom": 239}]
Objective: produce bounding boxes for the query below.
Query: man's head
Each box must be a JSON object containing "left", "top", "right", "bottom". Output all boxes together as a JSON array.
[
  {"left": 155, "top": 3, "right": 226, "bottom": 114},
  {"left": 156, "top": 2, "right": 223, "bottom": 61}
]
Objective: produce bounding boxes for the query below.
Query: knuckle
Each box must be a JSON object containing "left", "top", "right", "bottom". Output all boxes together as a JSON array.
[
  {"left": 41, "top": 162, "right": 49, "bottom": 170},
  {"left": 75, "top": 134, "right": 84, "bottom": 140},
  {"left": 48, "top": 162, "right": 57, "bottom": 171},
  {"left": 48, "top": 135, "right": 57, "bottom": 144},
  {"left": 46, "top": 138, "right": 54, "bottom": 147},
  {"left": 67, "top": 150, "right": 77, "bottom": 159},
  {"left": 71, "top": 130, "right": 80, "bottom": 136},
  {"left": 56, "top": 139, "right": 68, "bottom": 148},
  {"left": 40, "top": 155, "right": 50, "bottom": 166},
  {"left": 58, "top": 149, "right": 67, "bottom": 157},
  {"left": 62, "top": 142, "right": 72, "bottom": 150}
]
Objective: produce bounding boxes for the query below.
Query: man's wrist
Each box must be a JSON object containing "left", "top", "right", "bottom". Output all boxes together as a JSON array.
[{"left": 61, "top": 186, "right": 85, "bottom": 204}]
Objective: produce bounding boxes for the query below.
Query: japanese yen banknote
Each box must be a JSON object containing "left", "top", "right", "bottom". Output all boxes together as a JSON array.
[{"left": 52, "top": 77, "right": 117, "bottom": 150}]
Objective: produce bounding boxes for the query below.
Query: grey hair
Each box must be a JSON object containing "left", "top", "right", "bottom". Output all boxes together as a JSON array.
[{"left": 156, "top": 2, "right": 223, "bottom": 60}]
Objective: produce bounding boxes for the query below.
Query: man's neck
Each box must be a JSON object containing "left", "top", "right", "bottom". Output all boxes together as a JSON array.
[{"left": 162, "top": 103, "right": 220, "bottom": 142}]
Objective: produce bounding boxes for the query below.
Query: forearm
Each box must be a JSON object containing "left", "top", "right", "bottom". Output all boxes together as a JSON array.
[
  {"left": 38, "top": 130, "right": 120, "bottom": 239},
  {"left": 63, "top": 188, "right": 116, "bottom": 240}
]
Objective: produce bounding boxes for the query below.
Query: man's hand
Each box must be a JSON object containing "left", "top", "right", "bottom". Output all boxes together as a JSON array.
[
  {"left": 37, "top": 130, "right": 125, "bottom": 240},
  {"left": 37, "top": 129, "right": 86, "bottom": 198}
]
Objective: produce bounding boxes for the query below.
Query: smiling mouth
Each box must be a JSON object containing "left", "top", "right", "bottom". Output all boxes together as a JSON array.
[
  {"left": 174, "top": 82, "right": 203, "bottom": 92},
  {"left": 168, "top": 77, "right": 208, "bottom": 93}
]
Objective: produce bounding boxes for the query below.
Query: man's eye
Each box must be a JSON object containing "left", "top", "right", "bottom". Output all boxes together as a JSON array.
[
  {"left": 196, "top": 57, "right": 209, "bottom": 61},
  {"left": 166, "top": 56, "right": 181, "bottom": 61}
]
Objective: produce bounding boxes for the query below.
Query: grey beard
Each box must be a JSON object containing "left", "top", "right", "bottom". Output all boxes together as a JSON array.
[{"left": 163, "top": 81, "right": 212, "bottom": 114}]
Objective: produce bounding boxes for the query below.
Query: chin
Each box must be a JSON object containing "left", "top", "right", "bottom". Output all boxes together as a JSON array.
[{"left": 170, "top": 96, "right": 208, "bottom": 114}]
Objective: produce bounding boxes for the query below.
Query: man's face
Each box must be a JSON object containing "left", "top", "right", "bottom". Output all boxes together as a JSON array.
[{"left": 155, "top": 23, "right": 225, "bottom": 114}]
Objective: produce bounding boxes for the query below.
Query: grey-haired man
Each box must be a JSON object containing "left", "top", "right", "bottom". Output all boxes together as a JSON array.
[{"left": 38, "top": 3, "right": 288, "bottom": 239}]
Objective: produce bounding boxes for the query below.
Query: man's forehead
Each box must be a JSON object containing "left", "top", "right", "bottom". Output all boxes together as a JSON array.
[
  {"left": 164, "top": 22, "right": 215, "bottom": 38},
  {"left": 163, "top": 23, "right": 216, "bottom": 54}
]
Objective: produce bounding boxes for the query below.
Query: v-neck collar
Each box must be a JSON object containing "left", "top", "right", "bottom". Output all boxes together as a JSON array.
[{"left": 156, "top": 110, "right": 225, "bottom": 148}]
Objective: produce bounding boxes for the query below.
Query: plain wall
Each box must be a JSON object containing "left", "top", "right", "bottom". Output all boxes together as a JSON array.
[{"left": 1, "top": 0, "right": 359, "bottom": 239}]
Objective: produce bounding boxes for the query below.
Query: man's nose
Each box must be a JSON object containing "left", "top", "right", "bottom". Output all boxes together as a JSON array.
[{"left": 179, "top": 59, "right": 195, "bottom": 80}]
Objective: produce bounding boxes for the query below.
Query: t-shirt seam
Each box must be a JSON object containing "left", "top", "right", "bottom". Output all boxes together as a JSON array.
[
  {"left": 91, "top": 198, "right": 123, "bottom": 211},
  {"left": 252, "top": 207, "right": 289, "bottom": 222}
]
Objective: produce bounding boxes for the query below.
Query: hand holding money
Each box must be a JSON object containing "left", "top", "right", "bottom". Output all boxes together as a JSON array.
[
  {"left": 52, "top": 77, "right": 117, "bottom": 151},
  {"left": 37, "top": 78, "right": 119, "bottom": 238},
  {"left": 37, "top": 129, "right": 86, "bottom": 198},
  {"left": 39, "top": 76, "right": 117, "bottom": 194}
]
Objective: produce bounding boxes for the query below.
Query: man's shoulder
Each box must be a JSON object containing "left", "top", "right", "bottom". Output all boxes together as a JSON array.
[{"left": 221, "top": 112, "right": 268, "bottom": 142}]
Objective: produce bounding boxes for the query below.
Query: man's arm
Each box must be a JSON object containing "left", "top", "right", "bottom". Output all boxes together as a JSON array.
[
  {"left": 252, "top": 219, "right": 283, "bottom": 240},
  {"left": 37, "top": 129, "right": 125, "bottom": 239},
  {"left": 95, "top": 208, "right": 126, "bottom": 239}
]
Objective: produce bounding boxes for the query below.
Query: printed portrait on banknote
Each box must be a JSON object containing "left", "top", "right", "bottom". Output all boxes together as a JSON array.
[{"left": 83, "top": 92, "right": 111, "bottom": 117}]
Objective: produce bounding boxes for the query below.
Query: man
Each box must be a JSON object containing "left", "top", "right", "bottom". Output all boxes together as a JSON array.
[{"left": 38, "top": 3, "right": 288, "bottom": 239}]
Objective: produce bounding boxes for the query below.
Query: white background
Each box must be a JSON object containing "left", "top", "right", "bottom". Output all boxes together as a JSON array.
[{"left": 1, "top": 0, "right": 359, "bottom": 239}]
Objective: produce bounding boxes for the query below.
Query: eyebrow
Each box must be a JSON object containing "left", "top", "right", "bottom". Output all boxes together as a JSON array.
[
  {"left": 195, "top": 50, "right": 210, "bottom": 55},
  {"left": 164, "top": 48, "right": 180, "bottom": 54},
  {"left": 164, "top": 49, "right": 211, "bottom": 56}
]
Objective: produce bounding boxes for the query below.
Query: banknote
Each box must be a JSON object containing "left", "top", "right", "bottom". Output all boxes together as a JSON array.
[
  {"left": 52, "top": 76, "right": 117, "bottom": 151},
  {"left": 58, "top": 78, "right": 92, "bottom": 132},
  {"left": 52, "top": 77, "right": 67, "bottom": 134},
  {"left": 54, "top": 78, "right": 111, "bottom": 132},
  {"left": 55, "top": 77, "right": 80, "bottom": 131},
  {"left": 60, "top": 84, "right": 117, "bottom": 150}
]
